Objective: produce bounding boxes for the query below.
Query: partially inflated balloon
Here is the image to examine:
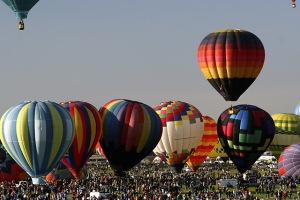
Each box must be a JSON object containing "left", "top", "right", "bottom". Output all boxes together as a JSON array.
[
  {"left": 278, "top": 143, "right": 300, "bottom": 178},
  {"left": 46, "top": 158, "right": 87, "bottom": 182},
  {"left": 95, "top": 141, "right": 106, "bottom": 157},
  {"left": 294, "top": 103, "right": 300, "bottom": 116},
  {"left": 186, "top": 116, "right": 218, "bottom": 172},
  {"left": 59, "top": 101, "right": 102, "bottom": 179},
  {"left": 0, "top": 142, "right": 29, "bottom": 182},
  {"left": 153, "top": 100, "right": 204, "bottom": 173},
  {"left": 217, "top": 104, "right": 275, "bottom": 173},
  {"left": 0, "top": 100, "right": 75, "bottom": 184},
  {"left": 208, "top": 139, "right": 229, "bottom": 162},
  {"left": 269, "top": 113, "right": 300, "bottom": 158},
  {"left": 198, "top": 29, "right": 265, "bottom": 101},
  {"left": 99, "top": 99, "right": 162, "bottom": 176}
]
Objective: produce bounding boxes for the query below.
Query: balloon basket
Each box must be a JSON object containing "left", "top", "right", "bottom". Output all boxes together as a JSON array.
[
  {"left": 114, "top": 170, "right": 126, "bottom": 177},
  {"left": 32, "top": 177, "right": 46, "bottom": 185}
]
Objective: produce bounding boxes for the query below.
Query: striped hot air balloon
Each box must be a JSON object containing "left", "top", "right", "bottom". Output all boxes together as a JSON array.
[
  {"left": 198, "top": 29, "right": 265, "bottom": 101},
  {"left": 153, "top": 100, "right": 204, "bottom": 173},
  {"left": 0, "top": 100, "right": 75, "bottom": 184},
  {"left": 99, "top": 99, "right": 162, "bottom": 176},
  {"left": 186, "top": 116, "right": 218, "bottom": 172},
  {"left": 269, "top": 113, "right": 300, "bottom": 158},
  {"left": 59, "top": 101, "right": 102, "bottom": 179},
  {"left": 217, "top": 104, "right": 275, "bottom": 173}
]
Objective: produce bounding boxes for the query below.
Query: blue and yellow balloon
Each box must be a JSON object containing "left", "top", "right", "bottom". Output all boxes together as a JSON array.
[{"left": 0, "top": 100, "right": 75, "bottom": 184}]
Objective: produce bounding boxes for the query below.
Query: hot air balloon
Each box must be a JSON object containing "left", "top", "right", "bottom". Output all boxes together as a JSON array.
[
  {"left": 197, "top": 29, "right": 265, "bottom": 101},
  {"left": 278, "top": 143, "right": 300, "bottom": 178},
  {"left": 295, "top": 103, "right": 300, "bottom": 116},
  {"left": 0, "top": 100, "right": 75, "bottom": 184},
  {"left": 269, "top": 113, "right": 300, "bottom": 159},
  {"left": 59, "top": 101, "right": 102, "bottom": 179},
  {"left": 99, "top": 99, "right": 162, "bottom": 176},
  {"left": 186, "top": 116, "right": 218, "bottom": 172},
  {"left": 46, "top": 159, "right": 87, "bottom": 182},
  {"left": 153, "top": 100, "right": 204, "bottom": 173},
  {"left": 0, "top": 142, "right": 29, "bottom": 182},
  {"left": 95, "top": 141, "right": 106, "bottom": 157},
  {"left": 217, "top": 104, "right": 275, "bottom": 173},
  {"left": 208, "top": 139, "right": 229, "bottom": 162},
  {"left": 2, "top": 0, "right": 39, "bottom": 30},
  {"left": 292, "top": 0, "right": 296, "bottom": 8}
]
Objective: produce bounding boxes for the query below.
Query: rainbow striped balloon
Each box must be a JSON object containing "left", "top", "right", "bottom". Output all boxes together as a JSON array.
[
  {"left": 0, "top": 100, "right": 75, "bottom": 184},
  {"left": 100, "top": 99, "right": 162, "bottom": 176},
  {"left": 59, "top": 101, "right": 102, "bottom": 179},
  {"left": 186, "top": 116, "right": 218, "bottom": 171}
]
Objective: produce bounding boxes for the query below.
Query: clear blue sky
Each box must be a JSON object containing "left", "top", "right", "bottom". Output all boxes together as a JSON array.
[{"left": 0, "top": 1, "right": 299, "bottom": 121}]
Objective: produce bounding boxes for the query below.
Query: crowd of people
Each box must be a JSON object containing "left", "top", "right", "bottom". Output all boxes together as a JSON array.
[{"left": 0, "top": 159, "right": 298, "bottom": 200}]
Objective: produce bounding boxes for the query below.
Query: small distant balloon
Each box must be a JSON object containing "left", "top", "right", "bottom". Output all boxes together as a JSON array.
[
  {"left": 2, "top": 0, "right": 40, "bottom": 30},
  {"left": 295, "top": 103, "right": 300, "bottom": 116},
  {"left": 292, "top": 0, "right": 296, "bottom": 8}
]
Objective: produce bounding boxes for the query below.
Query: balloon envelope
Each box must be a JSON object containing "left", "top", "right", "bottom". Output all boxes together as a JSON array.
[
  {"left": 95, "top": 141, "right": 106, "bottom": 157},
  {"left": 99, "top": 99, "right": 162, "bottom": 176},
  {"left": 0, "top": 100, "right": 75, "bottom": 184},
  {"left": 217, "top": 104, "right": 275, "bottom": 173},
  {"left": 198, "top": 29, "right": 265, "bottom": 101},
  {"left": 186, "top": 116, "right": 218, "bottom": 172},
  {"left": 295, "top": 103, "right": 300, "bottom": 116},
  {"left": 0, "top": 142, "right": 29, "bottom": 182},
  {"left": 278, "top": 143, "right": 300, "bottom": 178},
  {"left": 46, "top": 158, "right": 87, "bottom": 182},
  {"left": 60, "top": 101, "right": 102, "bottom": 179},
  {"left": 269, "top": 113, "right": 300, "bottom": 158},
  {"left": 2, "top": 0, "right": 39, "bottom": 19},
  {"left": 208, "top": 139, "right": 229, "bottom": 162},
  {"left": 153, "top": 100, "right": 204, "bottom": 173}
]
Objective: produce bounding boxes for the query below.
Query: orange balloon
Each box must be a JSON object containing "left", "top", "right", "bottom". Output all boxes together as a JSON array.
[{"left": 186, "top": 116, "right": 218, "bottom": 171}]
